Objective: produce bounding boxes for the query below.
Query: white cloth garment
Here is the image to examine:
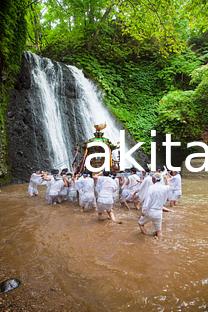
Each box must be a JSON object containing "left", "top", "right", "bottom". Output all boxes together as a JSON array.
[
  {"left": 28, "top": 173, "right": 43, "bottom": 196},
  {"left": 45, "top": 175, "right": 53, "bottom": 202},
  {"left": 112, "top": 148, "right": 120, "bottom": 161},
  {"left": 48, "top": 178, "right": 64, "bottom": 196},
  {"left": 77, "top": 177, "right": 96, "bottom": 209},
  {"left": 120, "top": 174, "right": 140, "bottom": 202},
  {"left": 96, "top": 176, "right": 117, "bottom": 212},
  {"left": 75, "top": 176, "right": 85, "bottom": 206},
  {"left": 46, "top": 177, "right": 64, "bottom": 204},
  {"left": 139, "top": 182, "right": 170, "bottom": 231},
  {"left": 113, "top": 177, "right": 120, "bottom": 202},
  {"left": 137, "top": 175, "right": 153, "bottom": 204},
  {"left": 67, "top": 179, "right": 77, "bottom": 202},
  {"left": 168, "top": 173, "right": 182, "bottom": 200}
]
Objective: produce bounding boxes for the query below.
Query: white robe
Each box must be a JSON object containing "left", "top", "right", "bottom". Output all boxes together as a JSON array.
[
  {"left": 77, "top": 177, "right": 96, "bottom": 209},
  {"left": 48, "top": 178, "right": 64, "bottom": 196},
  {"left": 113, "top": 177, "right": 120, "bottom": 202},
  {"left": 45, "top": 175, "right": 53, "bottom": 201},
  {"left": 139, "top": 183, "right": 170, "bottom": 231},
  {"left": 96, "top": 176, "right": 117, "bottom": 211},
  {"left": 75, "top": 176, "right": 85, "bottom": 206},
  {"left": 120, "top": 174, "right": 140, "bottom": 202},
  {"left": 142, "top": 183, "right": 170, "bottom": 216},
  {"left": 46, "top": 177, "right": 64, "bottom": 204},
  {"left": 112, "top": 148, "right": 119, "bottom": 161},
  {"left": 28, "top": 173, "right": 43, "bottom": 196},
  {"left": 68, "top": 179, "right": 77, "bottom": 202},
  {"left": 169, "top": 174, "right": 182, "bottom": 200},
  {"left": 137, "top": 175, "right": 153, "bottom": 204}
]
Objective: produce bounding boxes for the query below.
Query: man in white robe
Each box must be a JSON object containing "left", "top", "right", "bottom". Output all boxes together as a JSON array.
[
  {"left": 28, "top": 171, "right": 43, "bottom": 197},
  {"left": 76, "top": 173, "right": 96, "bottom": 211},
  {"left": 67, "top": 174, "right": 77, "bottom": 202},
  {"left": 45, "top": 172, "right": 67, "bottom": 205},
  {"left": 120, "top": 168, "right": 141, "bottom": 210},
  {"left": 138, "top": 173, "right": 170, "bottom": 239},
  {"left": 168, "top": 171, "right": 182, "bottom": 207},
  {"left": 96, "top": 172, "right": 118, "bottom": 221},
  {"left": 134, "top": 173, "right": 153, "bottom": 207},
  {"left": 75, "top": 175, "right": 85, "bottom": 207}
]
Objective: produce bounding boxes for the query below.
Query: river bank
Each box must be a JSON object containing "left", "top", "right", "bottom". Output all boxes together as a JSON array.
[{"left": 0, "top": 180, "right": 208, "bottom": 311}]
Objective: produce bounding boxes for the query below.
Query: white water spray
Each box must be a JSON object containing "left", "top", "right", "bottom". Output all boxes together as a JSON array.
[
  {"left": 28, "top": 53, "right": 72, "bottom": 169},
  {"left": 67, "top": 65, "right": 121, "bottom": 144}
]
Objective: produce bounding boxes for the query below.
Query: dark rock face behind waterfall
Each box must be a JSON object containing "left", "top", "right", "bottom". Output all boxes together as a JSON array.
[{"left": 8, "top": 55, "right": 47, "bottom": 182}]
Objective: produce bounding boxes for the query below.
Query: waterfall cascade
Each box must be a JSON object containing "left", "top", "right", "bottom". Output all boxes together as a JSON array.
[
  {"left": 8, "top": 52, "right": 126, "bottom": 179},
  {"left": 27, "top": 52, "right": 72, "bottom": 169},
  {"left": 67, "top": 65, "right": 121, "bottom": 144}
]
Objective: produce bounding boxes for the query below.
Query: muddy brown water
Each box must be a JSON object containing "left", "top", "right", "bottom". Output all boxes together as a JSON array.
[{"left": 0, "top": 179, "right": 208, "bottom": 312}]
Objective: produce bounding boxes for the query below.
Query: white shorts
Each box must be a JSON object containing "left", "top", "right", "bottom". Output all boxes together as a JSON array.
[
  {"left": 68, "top": 192, "right": 77, "bottom": 202},
  {"left": 97, "top": 202, "right": 113, "bottom": 212},
  {"left": 120, "top": 189, "right": 134, "bottom": 202},
  {"left": 169, "top": 190, "right": 181, "bottom": 201},
  {"left": 138, "top": 212, "right": 162, "bottom": 231},
  {"left": 28, "top": 184, "right": 38, "bottom": 196},
  {"left": 47, "top": 195, "right": 58, "bottom": 204}
]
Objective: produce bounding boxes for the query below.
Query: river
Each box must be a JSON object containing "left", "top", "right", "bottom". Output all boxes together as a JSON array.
[{"left": 0, "top": 179, "right": 208, "bottom": 311}]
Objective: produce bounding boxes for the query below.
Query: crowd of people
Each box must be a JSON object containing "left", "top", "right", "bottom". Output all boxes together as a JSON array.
[{"left": 28, "top": 167, "right": 182, "bottom": 239}]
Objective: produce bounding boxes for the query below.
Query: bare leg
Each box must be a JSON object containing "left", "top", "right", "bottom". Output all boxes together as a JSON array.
[
  {"left": 139, "top": 224, "right": 147, "bottom": 235},
  {"left": 134, "top": 200, "right": 140, "bottom": 210},
  {"left": 107, "top": 210, "right": 116, "bottom": 222},
  {"left": 107, "top": 211, "right": 122, "bottom": 224},
  {"left": 122, "top": 200, "right": 130, "bottom": 210},
  {"left": 154, "top": 230, "right": 162, "bottom": 239}
]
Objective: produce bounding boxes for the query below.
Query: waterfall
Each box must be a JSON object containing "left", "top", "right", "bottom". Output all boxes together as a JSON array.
[
  {"left": 24, "top": 52, "right": 123, "bottom": 170},
  {"left": 25, "top": 52, "right": 72, "bottom": 169},
  {"left": 67, "top": 65, "right": 121, "bottom": 144}
]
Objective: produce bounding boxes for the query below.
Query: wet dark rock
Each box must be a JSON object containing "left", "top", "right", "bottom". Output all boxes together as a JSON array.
[
  {"left": 0, "top": 278, "right": 21, "bottom": 293},
  {"left": 17, "top": 151, "right": 23, "bottom": 156},
  {"left": 7, "top": 111, "right": 14, "bottom": 118}
]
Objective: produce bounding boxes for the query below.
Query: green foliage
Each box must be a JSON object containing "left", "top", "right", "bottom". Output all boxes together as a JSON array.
[
  {"left": 26, "top": 0, "right": 114, "bottom": 52},
  {"left": 27, "top": 0, "right": 208, "bottom": 59},
  {"left": 113, "top": 0, "right": 188, "bottom": 57},
  {"left": 184, "top": 0, "right": 208, "bottom": 35},
  {"left": 158, "top": 49, "right": 202, "bottom": 90},
  {"left": 157, "top": 90, "right": 201, "bottom": 141},
  {"left": 0, "top": 0, "right": 28, "bottom": 184},
  {"left": 190, "top": 64, "right": 208, "bottom": 85},
  {"left": 193, "top": 69, "right": 208, "bottom": 126},
  {"left": 189, "top": 31, "right": 208, "bottom": 62},
  {"left": 158, "top": 63, "right": 208, "bottom": 143}
]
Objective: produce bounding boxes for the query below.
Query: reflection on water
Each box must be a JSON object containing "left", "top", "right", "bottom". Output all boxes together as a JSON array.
[{"left": 0, "top": 179, "right": 208, "bottom": 311}]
